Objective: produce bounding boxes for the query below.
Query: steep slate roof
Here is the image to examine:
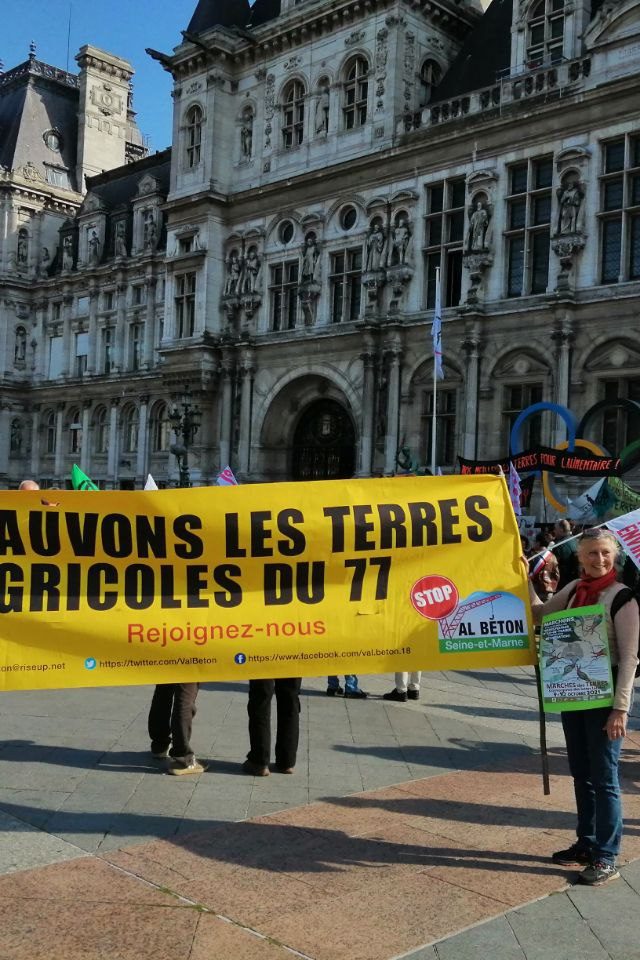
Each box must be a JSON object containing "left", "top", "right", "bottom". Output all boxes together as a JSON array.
[
  {"left": 248, "top": 0, "right": 282, "bottom": 27},
  {"left": 187, "top": 0, "right": 252, "bottom": 33},
  {"left": 435, "top": 0, "right": 513, "bottom": 101},
  {"left": 85, "top": 148, "right": 171, "bottom": 208}
]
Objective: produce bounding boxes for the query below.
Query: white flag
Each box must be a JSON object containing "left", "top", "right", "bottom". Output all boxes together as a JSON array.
[
  {"left": 217, "top": 465, "right": 239, "bottom": 486},
  {"left": 606, "top": 507, "right": 640, "bottom": 571},
  {"left": 432, "top": 272, "right": 444, "bottom": 381},
  {"left": 144, "top": 474, "right": 158, "bottom": 491},
  {"left": 508, "top": 462, "right": 522, "bottom": 516},
  {"left": 566, "top": 477, "right": 606, "bottom": 523}
]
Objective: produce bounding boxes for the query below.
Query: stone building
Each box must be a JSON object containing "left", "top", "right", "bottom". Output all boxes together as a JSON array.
[{"left": 0, "top": 0, "right": 639, "bottom": 504}]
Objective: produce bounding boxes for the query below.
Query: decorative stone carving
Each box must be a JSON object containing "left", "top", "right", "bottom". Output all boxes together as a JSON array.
[
  {"left": 240, "top": 108, "right": 253, "bottom": 160},
  {"left": 346, "top": 29, "right": 366, "bottom": 47},
  {"left": 388, "top": 216, "right": 412, "bottom": 267},
  {"left": 557, "top": 178, "right": 585, "bottom": 235},
  {"left": 264, "top": 74, "right": 276, "bottom": 148},
  {"left": 88, "top": 228, "right": 101, "bottom": 265},
  {"left": 314, "top": 86, "right": 329, "bottom": 136},
  {"left": 143, "top": 210, "right": 158, "bottom": 251},
  {"left": 114, "top": 220, "right": 128, "bottom": 258},
  {"left": 224, "top": 251, "right": 243, "bottom": 297},
  {"left": 463, "top": 252, "right": 494, "bottom": 305},
  {"left": 301, "top": 233, "right": 321, "bottom": 282},
  {"left": 62, "top": 235, "right": 74, "bottom": 271},
  {"left": 242, "top": 246, "right": 261, "bottom": 294},
  {"left": 17, "top": 228, "right": 29, "bottom": 267},
  {"left": 38, "top": 246, "right": 51, "bottom": 278},
  {"left": 403, "top": 32, "right": 415, "bottom": 109},
  {"left": 552, "top": 171, "right": 587, "bottom": 291},
  {"left": 365, "top": 221, "right": 386, "bottom": 272},
  {"left": 466, "top": 198, "right": 492, "bottom": 253}
]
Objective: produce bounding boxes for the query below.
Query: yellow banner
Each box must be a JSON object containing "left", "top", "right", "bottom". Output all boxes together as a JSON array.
[{"left": 0, "top": 476, "right": 534, "bottom": 690}]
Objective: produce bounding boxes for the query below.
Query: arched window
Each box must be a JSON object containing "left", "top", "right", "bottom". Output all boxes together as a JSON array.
[
  {"left": 14, "top": 326, "right": 27, "bottom": 365},
  {"left": 343, "top": 57, "right": 369, "bottom": 130},
  {"left": 67, "top": 408, "right": 82, "bottom": 454},
  {"left": 527, "top": 0, "right": 565, "bottom": 67},
  {"left": 94, "top": 407, "right": 108, "bottom": 455},
  {"left": 419, "top": 60, "right": 442, "bottom": 107},
  {"left": 122, "top": 406, "right": 139, "bottom": 453},
  {"left": 151, "top": 402, "right": 171, "bottom": 453},
  {"left": 185, "top": 105, "right": 203, "bottom": 168},
  {"left": 282, "top": 80, "right": 305, "bottom": 148},
  {"left": 45, "top": 411, "right": 56, "bottom": 455}
]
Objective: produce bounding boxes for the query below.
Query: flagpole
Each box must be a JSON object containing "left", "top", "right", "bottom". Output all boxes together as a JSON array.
[{"left": 431, "top": 266, "right": 441, "bottom": 476}]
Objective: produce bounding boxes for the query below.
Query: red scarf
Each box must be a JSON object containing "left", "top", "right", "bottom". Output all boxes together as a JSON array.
[{"left": 572, "top": 568, "right": 618, "bottom": 608}]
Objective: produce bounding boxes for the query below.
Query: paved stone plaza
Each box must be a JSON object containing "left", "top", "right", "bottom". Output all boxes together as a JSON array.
[{"left": 2, "top": 669, "right": 640, "bottom": 959}]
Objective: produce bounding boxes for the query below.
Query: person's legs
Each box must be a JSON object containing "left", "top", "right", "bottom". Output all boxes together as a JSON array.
[
  {"left": 327, "top": 675, "right": 341, "bottom": 690},
  {"left": 344, "top": 675, "right": 359, "bottom": 693},
  {"left": 584, "top": 707, "right": 623, "bottom": 864},
  {"left": 147, "top": 684, "right": 175, "bottom": 755},
  {"left": 274, "top": 678, "right": 302, "bottom": 770},
  {"left": 408, "top": 671, "right": 422, "bottom": 691},
  {"left": 395, "top": 672, "right": 409, "bottom": 693},
  {"left": 247, "top": 679, "right": 275, "bottom": 767},
  {"left": 561, "top": 710, "right": 596, "bottom": 853},
  {"left": 169, "top": 683, "right": 199, "bottom": 762}
]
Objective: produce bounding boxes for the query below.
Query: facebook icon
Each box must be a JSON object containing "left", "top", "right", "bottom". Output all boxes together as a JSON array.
[{"left": 234, "top": 653, "right": 247, "bottom": 665}]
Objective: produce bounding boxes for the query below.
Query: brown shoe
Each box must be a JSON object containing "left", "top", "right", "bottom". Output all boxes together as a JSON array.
[
  {"left": 274, "top": 765, "right": 295, "bottom": 774},
  {"left": 242, "top": 759, "right": 269, "bottom": 777}
]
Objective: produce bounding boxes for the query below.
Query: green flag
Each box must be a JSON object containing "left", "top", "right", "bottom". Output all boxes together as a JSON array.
[{"left": 71, "top": 464, "right": 99, "bottom": 491}]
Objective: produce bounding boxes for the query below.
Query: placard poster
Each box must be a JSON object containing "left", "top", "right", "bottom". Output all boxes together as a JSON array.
[{"left": 539, "top": 603, "right": 613, "bottom": 713}]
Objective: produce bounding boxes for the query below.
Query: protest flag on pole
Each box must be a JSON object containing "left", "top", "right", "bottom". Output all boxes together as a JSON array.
[
  {"left": 606, "top": 507, "right": 640, "bottom": 571},
  {"left": 430, "top": 266, "right": 444, "bottom": 476},
  {"left": 217, "top": 465, "right": 239, "bottom": 486},
  {"left": 70, "top": 464, "right": 99, "bottom": 491},
  {"left": 508, "top": 461, "right": 522, "bottom": 517}
]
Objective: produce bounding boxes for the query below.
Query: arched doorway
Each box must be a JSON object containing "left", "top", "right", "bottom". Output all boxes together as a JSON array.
[{"left": 292, "top": 399, "right": 356, "bottom": 480}]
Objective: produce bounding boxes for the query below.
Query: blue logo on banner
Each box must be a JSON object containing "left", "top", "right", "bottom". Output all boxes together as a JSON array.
[
  {"left": 84, "top": 657, "right": 97, "bottom": 670},
  {"left": 234, "top": 653, "right": 247, "bottom": 665}
]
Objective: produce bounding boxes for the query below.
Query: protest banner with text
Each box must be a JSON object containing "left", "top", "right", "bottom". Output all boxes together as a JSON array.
[{"left": 0, "top": 476, "right": 534, "bottom": 690}]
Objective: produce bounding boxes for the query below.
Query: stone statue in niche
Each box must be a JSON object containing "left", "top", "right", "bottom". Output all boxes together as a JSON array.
[
  {"left": 467, "top": 199, "right": 490, "bottom": 252},
  {"left": 242, "top": 247, "right": 261, "bottom": 294},
  {"left": 365, "top": 222, "right": 386, "bottom": 271},
  {"left": 314, "top": 86, "right": 330, "bottom": 135},
  {"left": 557, "top": 179, "right": 584, "bottom": 235},
  {"left": 114, "top": 221, "right": 128, "bottom": 257},
  {"left": 10, "top": 419, "right": 23, "bottom": 453},
  {"left": 62, "top": 235, "right": 74, "bottom": 271},
  {"left": 301, "top": 234, "right": 320, "bottom": 282},
  {"left": 144, "top": 212, "right": 158, "bottom": 251},
  {"left": 224, "top": 251, "right": 243, "bottom": 296},
  {"left": 389, "top": 217, "right": 412, "bottom": 266},
  {"left": 88, "top": 228, "right": 100, "bottom": 265},
  {"left": 240, "top": 113, "right": 253, "bottom": 160},
  {"left": 17, "top": 230, "right": 29, "bottom": 266},
  {"left": 14, "top": 328, "right": 27, "bottom": 364},
  {"left": 39, "top": 246, "right": 51, "bottom": 278}
]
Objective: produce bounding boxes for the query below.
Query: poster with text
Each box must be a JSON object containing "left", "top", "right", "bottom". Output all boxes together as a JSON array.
[{"left": 539, "top": 604, "right": 613, "bottom": 713}]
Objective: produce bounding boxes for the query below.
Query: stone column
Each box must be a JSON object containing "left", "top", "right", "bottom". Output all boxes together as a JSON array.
[
  {"left": 552, "top": 316, "right": 574, "bottom": 446},
  {"left": 218, "top": 355, "right": 235, "bottom": 472},
  {"left": 32, "top": 299, "right": 47, "bottom": 380},
  {"left": 54, "top": 403, "right": 65, "bottom": 479},
  {"left": 136, "top": 395, "right": 150, "bottom": 480},
  {"left": 462, "top": 328, "right": 481, "bottom": 460},
  {"left": 86, "top": 284, "right": 99, "bottom": 375},
  {"left": 383, "top": 337, "right": 403, "bottom": 475},
  {"left": 114, "top": 279, "right": 127, "bottom": 373},
  {"left": 0, "top": 404, "right": 11, "bottom": 477},
  {"left": 80, "top": 400, "right": 92, "bottom": 472},
  {"left": 237, "top": 348, "right": 255, "bottom": 477},
  {"left": 143, "top": 277, "right": 157, "bottom": 369},
  {"left": 357, "top": 332, "right": 377, "bottom": 477},
  {"left": 30, "top": 405, "right": 41, "bottom": 478},
  {"left": 107, "top": 399, "right": 120, "bottom": 487},
  {"left": 61, "top": 293, "right": 73, "bottom": 377}
]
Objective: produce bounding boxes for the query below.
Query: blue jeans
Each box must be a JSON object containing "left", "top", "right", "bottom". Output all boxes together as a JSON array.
[
  {"left": 561, "top": 706, "right": 623, "bottom": 864},
  {"left": 327, "top": 675, "right": 359, "bottom": 693}
]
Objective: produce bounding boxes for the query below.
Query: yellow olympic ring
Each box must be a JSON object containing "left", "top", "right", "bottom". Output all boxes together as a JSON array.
[{"left": 542, "top": 439, "right": 607, "bottom": 515}]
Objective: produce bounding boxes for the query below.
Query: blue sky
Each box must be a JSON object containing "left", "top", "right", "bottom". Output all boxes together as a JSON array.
[{"left": 2, "top": 0, "right": 205, "bottom": 152}]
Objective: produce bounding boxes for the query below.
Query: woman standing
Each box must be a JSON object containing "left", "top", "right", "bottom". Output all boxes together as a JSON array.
[{"left": 529, "top": 528, "right": 638, "bottom": 885}]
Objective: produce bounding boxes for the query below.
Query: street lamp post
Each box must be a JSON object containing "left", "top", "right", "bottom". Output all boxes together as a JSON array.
[{"left": 169, "top": 387, "right": 201, "bottom": 488}]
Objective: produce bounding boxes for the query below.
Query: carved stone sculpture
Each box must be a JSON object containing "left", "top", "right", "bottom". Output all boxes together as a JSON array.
[
  {"left": 314, "top": 87, "right": 330, "bottom": 135},
  {"left": 240, "top": 114, "right": 253, "bottom": 160},
  {"left": 17, "top": 230, "right": 28, "bottom": 266},
  {"left": 88, "top": 229, "right": 100, "bottom": 265},
  {"left": 389, "top": 218, "right": 411, "bottom": 266},
  {"left": 365, "top": 223, "right": 386, "bottom": 272},
  {"left": 38, "top": 246, "right": 51, "bottom": 278},
  {"left": 558, "top": 180, "right": 584, "bottom": 235},
  {"left": 301, "top": 235, "right": 320, "bottom": 282},
  {"left": 224, "top": 252, "right": 243, "bottom": 296},
  {"left": 242, "top": 248, "right": 261, "bottom": 294},
  {"left": 114, "top": 221, "right": 128, "bottom": 258},
  {"left": 144, "top": 213, "right": 158, "bottom": 251},
  {"left": 62, "top": 236, "right": 74, "bottom": 271},
  {"left": 467, "top": 200, "right": 490, "bottom": 252}
]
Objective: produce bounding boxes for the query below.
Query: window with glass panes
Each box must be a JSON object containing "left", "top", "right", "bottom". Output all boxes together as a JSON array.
[
  {"left": 330, "top": 249, "right": 362, "bottom": 323},
  {"left": 599, "top": 135, "right": 640, "bottom": 284},
  {"left": 503, "top": 383, "right": 544, "bottom": 449},
  {"left": 527, "top": 0, "right": 565, "bottom": 67},
  {"left": 185, "top": 106, "right": 202, "bottom": 169},
  {"left": 421, "top": 389, "right": 457, "bottom": 467},
  {"left": 282, "top": 80, "right": 305, "bottom": 148},
  {"left": 130, "top": 323, "right": 142, "bottom": 371},
  {"left": 423, "top": 178, "right": 465, "bottom": 308},
  {"left": 505, "top": 158, "right": 553, "bottom": 297},
  {"left": 600, "top": 379, "right": 640, "bottom": 452},
  {"left": 343, "top": 57, "right": 369, "bottom": 130},
  {"left": 101, "top": 326, "right": 113, "bottom": 374},
  {"left": 270, "top": 261, "right": 299, "bottom": 331},
  {"left": 175, "top": 273, "right": 196, "bottom": 338}
]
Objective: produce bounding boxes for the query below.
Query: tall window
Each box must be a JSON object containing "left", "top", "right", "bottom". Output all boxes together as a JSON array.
[
  {"left": 419, "top": 60, "right": 442, "bottom": 107},
  {"left": 122, "top": 407, "right": 139, "bottom": 453},
  {"left": 94, "top": 407, "right": 108, "bottom": 454},
  {"left": 45, "top": 411, "right": 56, "bottom": 455},
  {"left": 600, "top": 379, "right": 640, "bottom": 452},
  {"left": 421, "top": 389, "right": 457, "bottom": 467},
  {"left": 330, "top": 249, "right": 362, "bottom": 323},
  {"left": 505, "top": 157, "right": 553, "bottom": 297},
  {"left": 424, "top": 178, "right": 465, "bottom": 308},
  {"left": 599, "top": 135, "right": 640, "bottom": 284},
  {"left": 185, "top": 105, "right": 203, "bottom": 169},
  {"left": 75, "top": 332, "right": 88, "bottom": 378},
  {"left": 270, "top": 261, "right": 299, "bottom": 331},
  {"left": 67, "top": 409, "right": 81, "bottom": 454},
  {"left": 503, "top": 383, "right": 544, "bottom": 449},
  {"left": 175, "top": 273, "right": 196, "bottom": 338},
  {"left": 151, "top": 403, "right": 171, "bottom": 453},
  {"left": 527, "top": 0, "right": 565, "bottom": 68},
  {"left": 343, "top": 57, "right": 369, "bottom": 130},
  {"left": 101, "top": 326, "right": 113, "bottom": 374},
  {"left": 282, "top": 80, "right": 305, "bottom": 148}
]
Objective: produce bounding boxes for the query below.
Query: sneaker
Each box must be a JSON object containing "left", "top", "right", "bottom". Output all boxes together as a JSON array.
[
  {"left": 167, "top": 757, "right": 207, "bottom": 776},
  {"left": 151, "top": 746, "right": 170, "bottom": 759},
  {"left": 578, "top": 861, "right": 620, "bottom": 886},
  {"left": 326, "top": 686, "right": 344, "bottom": 696},
  {"left": 344, "top": 689, "right": 368, "bottom": 699},
  {"left": 242, "top": 759, "right": 270, "bottom": 777},
  {"left": 407, "top": 690, "right": 420, "bottom": 701},
  {"left": 551, "top": 843, "right": 592, "bottom": 866},
  {"left": 383, "top": 688, "right": 408, "bottom": 702}
]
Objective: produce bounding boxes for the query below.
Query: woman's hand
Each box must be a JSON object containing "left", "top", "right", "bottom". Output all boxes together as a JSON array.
[{"left": 605, "top": 708, "right": 627, "bottom": 740}]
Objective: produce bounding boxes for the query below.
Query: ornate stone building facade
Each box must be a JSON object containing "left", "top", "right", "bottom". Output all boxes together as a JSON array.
[{"left": 1, "top": 0, "right": 639, "bottom": 501}]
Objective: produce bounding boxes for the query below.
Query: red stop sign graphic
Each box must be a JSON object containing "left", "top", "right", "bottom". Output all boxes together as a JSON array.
[{"left": 410, "top": 575, "right": 459, "bottom": 620}]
